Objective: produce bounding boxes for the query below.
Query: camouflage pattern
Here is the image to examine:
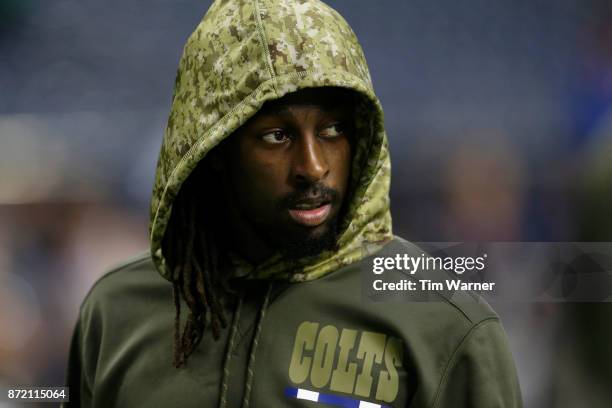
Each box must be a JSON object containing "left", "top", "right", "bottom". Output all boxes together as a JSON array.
[{"left": 149, "top": 0, "right": 393, "bottom": 282}]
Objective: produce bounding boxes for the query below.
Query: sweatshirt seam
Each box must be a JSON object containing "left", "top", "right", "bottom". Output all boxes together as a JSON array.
[
  {"left": 431, "top": 294, "right": 478, "bottom": 324},
  {"left": 77, "top": 314, "right": 94, "bottom": 396},
  {"left": 429, "top": 317, "right": 500, "bottom": 408},
  {"left": 252, "top": 0, "right": 277, "bottom": 85}
]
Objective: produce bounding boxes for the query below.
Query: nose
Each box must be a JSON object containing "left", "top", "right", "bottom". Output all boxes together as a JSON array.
[{"left": 290, "top": 133, "right": 329, "bottom": 185}]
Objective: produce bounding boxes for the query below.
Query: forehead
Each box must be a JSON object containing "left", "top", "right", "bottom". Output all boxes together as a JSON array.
[{"left": 258, "top": 87, "right": 356, "bottom": 117}]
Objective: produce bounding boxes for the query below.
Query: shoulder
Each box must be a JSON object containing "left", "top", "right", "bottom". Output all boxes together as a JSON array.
[
  {"left": 365, "top": 238, "right": 515, "bottom": 390},
  {"left": 71, "top": 251, "right": 178, "bottom": 397},
  {"left": 78, "top": 250, "right": 172, "bottom": 323},
  {"left": 81, "top": 250, "right": 156, "bottom": 304}
]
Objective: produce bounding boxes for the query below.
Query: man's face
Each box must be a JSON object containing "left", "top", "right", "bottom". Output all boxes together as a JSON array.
[{"left": 221, "top": 88, "right": 354, "bottom": 260}]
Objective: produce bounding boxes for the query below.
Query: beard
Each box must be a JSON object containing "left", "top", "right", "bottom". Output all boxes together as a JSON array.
[
  {"left": 275, "top": 215, "right": 340, "bottom": 260},
  {"left": 220, "top": 175, "right": 345, "bottom": 264},
  {"left": 271, "top": 183, "right": 341, "bottom": 260}
]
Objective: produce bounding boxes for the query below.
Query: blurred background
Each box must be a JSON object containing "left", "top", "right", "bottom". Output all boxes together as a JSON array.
[{"left": 1, "top": 0, "right": 611, "bottom": 406}]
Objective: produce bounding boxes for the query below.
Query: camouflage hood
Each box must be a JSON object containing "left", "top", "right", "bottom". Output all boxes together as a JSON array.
[{"left": 149, "top": 0, "right": 392, "bottom": 282}]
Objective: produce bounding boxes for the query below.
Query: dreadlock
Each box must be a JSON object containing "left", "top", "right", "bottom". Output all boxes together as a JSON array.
[{"left": 162, "top": 162, "right": 229, "bottom": 368}]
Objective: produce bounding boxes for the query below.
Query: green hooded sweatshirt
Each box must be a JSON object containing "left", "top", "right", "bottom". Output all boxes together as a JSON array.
[{"left": 65, "top": 0, "right": 523, "bottom": 407}]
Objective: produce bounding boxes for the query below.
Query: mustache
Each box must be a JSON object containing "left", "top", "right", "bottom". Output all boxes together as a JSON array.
[{"left": 277, "top": 183, "right": 339, "bottom": 209}]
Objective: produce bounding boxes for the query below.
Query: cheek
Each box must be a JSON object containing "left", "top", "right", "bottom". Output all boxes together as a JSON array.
[
  {"left": 235, "top": 146, "right": 287, "bottom": 197},
  {"left": 329, "top": 139, "right": 352, "bottom": 192}
]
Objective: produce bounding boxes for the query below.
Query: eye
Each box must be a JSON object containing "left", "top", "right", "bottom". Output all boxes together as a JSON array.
[
  {"left": 261, "top": 130, "right": 290, "bottom": 144},
  {"left": 319, "top": 123, "right": 346, "bottom": 138}
]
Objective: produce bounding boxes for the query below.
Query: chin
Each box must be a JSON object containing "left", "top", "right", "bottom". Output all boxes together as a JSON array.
[{"left": 278, "top": 222, "right": 339, "bottom": 260}]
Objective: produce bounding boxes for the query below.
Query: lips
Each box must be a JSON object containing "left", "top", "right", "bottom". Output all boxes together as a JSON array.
[{"left": 288, "top": 203, "right": 332, "bottom": 227}]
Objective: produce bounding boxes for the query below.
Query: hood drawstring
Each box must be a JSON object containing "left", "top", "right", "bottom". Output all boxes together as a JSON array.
[
  {"left": 241, "top": 282, "right": 273, "bottom": 408},
  {"left": 218, "top": 293, "right": 243, "bottom": 408},
  {"left": 217, "top": 282, "right": 273, "bottom": 408}
]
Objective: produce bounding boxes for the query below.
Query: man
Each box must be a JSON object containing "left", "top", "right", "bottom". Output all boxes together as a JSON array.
[{"left": 65, "top": 0, "right": 522, "bottom": 407}]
